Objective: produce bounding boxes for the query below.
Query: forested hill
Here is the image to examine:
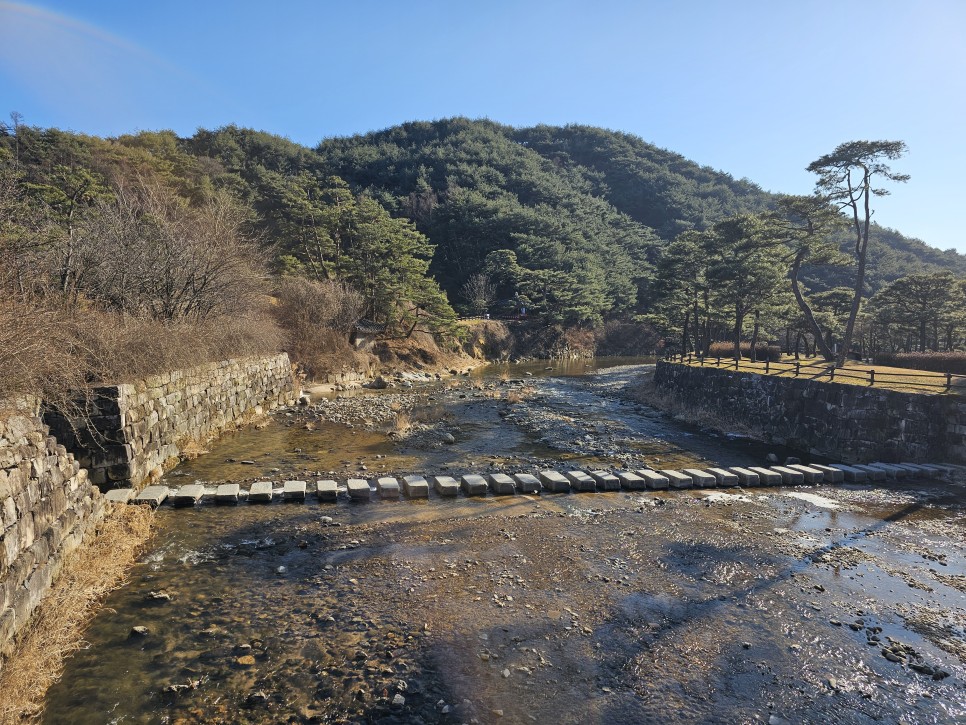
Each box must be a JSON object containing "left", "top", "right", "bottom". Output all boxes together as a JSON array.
[
  {"left": 315, "top": 119, "right": 966, "bottom": 307},
  {"left": 4, "top": 119, "right": 965, "bottom": 329}
]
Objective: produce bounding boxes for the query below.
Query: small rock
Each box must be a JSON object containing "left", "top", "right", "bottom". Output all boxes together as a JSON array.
[
  {"left": 237, "top": 655, "right": 256, "bottom": 666},
  {"left": 392, "top": 693, "right": 406, "bottom": 708},
  {"left": 129, "top": 626, "right": 150, "bottom": 637},
  {"left": 741, "top": 642, "right": 752, "bottom": 650},
  {"left": 246, "top": 690, "right": 268, "bottom": 706}
]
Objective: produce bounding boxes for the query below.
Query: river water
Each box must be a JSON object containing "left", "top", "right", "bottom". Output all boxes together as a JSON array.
[{"left": 43, "top": 361, "right": 966, "bottom": 724}]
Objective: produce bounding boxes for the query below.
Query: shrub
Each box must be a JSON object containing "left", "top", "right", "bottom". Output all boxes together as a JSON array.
[
  {"left": 874, "top": 351, "right": 966, "bottom": 376},
  {"left": 706, "top": 341, "right": 782, "bottom": 362}
]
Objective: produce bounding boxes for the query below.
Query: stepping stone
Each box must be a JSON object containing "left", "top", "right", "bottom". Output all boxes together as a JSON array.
[
  {"left": 770, "top": 466, "right": 805, "bottom": 485},
  {"left": 487, "top": 473, "right": 516, "bottom": 495},
  {"left": 316, "top": 480, "right": 338, "bottom": 502},
  {"left": 376, "top": 477, "right": 401, "bottom": 499},
  {"left": 460, "top": 474, "right": 488, "bottom": 496},
  {"left": 347, "top": 478, "right": 371, "bottom": 501},
  {"left": 588, "top": 470, "right": 621, "bottom": 490},
  {"left": 865, "top": 462, "right": 906, "bottom": 480},
  {"left": 174, "top": 484, "right": 205, "bottom": 506},
  {"left": 564, "top": 470, "right": 597, "bottom": 492},
  {"left": 402, "top": 475, "right": 429, "bottom": 498},
  {"left": 617, "top": 471, "right": 649, "bottom": 490},
  {"left": 636, "top": 470, "right": 669, "bottom": 490},
  {"left": 215, "top": 483, "right": 240, "bottom": 504},
  {"left": 283, "top": 480, "right": 307, "bottom": 502},
  {"left": 786, "top": 464, "right": 826, "bottom": 484},
  {"left": 433, "top": 476, "right": 460, "bottom": 497},
  {"left": 135, "top": 485, "right": 170, "bottom": 507},
  {"left": 851, "top": 464, "right": 887, "bottom": 482},
  {"left": 728, "top": 468, "right": 760, "bottom": 486},
  {"left": 512, "top": 473, "right": 541, "bottom": 494},
  {"left": 683, "top": 469, "right": 716, "bottom": 488},
  {"left": 249, "top": 481, "right": 274, "bottom": 503},
  {"left": 809, "top": 464, "right": 845, "bottom": 483},
  {"left": 827, "top": 464, "right": 867, "bottom": 483},
  {"left": 929, "top": 464, "right": 961, "bottom": 479},
  {"left": 896, "top": 463, "right": 938, "bottom": 479},
  {"left": 706, "top": 468, "right": 739, "bottom": 487},
  {"left": 539, "top": 470, "right": 570, "bottom": 493},
  {"left": 659, "top": 470, "right": 693, "bottom": 489},
  {"left": 749, "top": 467, "right": 783, "bottom": 486},
  {"left": 105, "top": 488, "right": 135, "bottom": 504}
]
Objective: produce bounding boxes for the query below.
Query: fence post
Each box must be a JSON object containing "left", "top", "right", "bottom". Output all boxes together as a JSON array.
[
  {"left": 716, "top": 356, "right": 721, "bottom": 367},
  {"left": 794, "top": 361, "right": 800, "bottom": 377},
  {"left": 869, "top": 369, "right": 875, "bottom": 387},
  {"left": 829, "top": 366, "right": 835, "bottom": 381},
  {"left": 765, "top": 359, "right": 770, "bottom": 375},
  {"left": 947, "top": 373, "right": 953, "bottom": 392},
  {"left": 687, "top": 353, "right": 692, "bottom": 364}
]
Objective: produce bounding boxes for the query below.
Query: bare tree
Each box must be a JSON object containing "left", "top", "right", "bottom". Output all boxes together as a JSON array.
[{"left": 461, "top": 272, "right": 496, "bottom": 317}]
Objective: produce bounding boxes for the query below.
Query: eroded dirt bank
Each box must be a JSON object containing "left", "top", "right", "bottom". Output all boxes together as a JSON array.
[{"left": 41, "top": 363, "right": 966, "bottom": 724}]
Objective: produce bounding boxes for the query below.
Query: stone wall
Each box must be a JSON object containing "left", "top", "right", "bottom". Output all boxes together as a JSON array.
[
  {"left": 0, "top": 400, "right": 106, "bottom": 662},
  {"left": 47, "top": 354, "right": 297, "bottom": 490},
  {"left": 654, "top": 361, "right": 965, "bottom": 464}
]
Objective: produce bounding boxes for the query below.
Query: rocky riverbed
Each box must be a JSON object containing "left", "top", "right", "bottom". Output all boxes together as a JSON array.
[{"left": 42, "top": 361, "right": 966, "bottom": 724}]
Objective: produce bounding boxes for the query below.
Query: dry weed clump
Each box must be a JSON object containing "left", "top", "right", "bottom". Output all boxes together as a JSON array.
[
  {"left": 875, "top": 351, "right": 966, "bottom": 376},
  {"left": 0, "top": 505, "right": 155, "bottom": 723}
]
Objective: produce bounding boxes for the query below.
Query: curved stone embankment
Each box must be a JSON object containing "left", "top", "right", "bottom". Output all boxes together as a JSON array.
[{"left": 655, "top": 361, "right": 966, "bottom": 464}]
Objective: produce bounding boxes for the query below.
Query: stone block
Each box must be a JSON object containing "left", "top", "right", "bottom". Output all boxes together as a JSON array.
[
  {"left": 512, "top": 473, "right": 541, "bottom": 494},
  {"left": 682, "top": 469, "right": 716, "bottom": 488},
  {"left": 864, "top": 462, "right": 909, "bottom": 481},
  {"left": 460, "top": 474, "right": 488, "bottom": 497},
  {"left": 401, "top": 476, "right": 429, "bottom": 498},
  {"left": 728, "top": 467, "right": 760, "bottom": 486},
  {"left": 770, "top": 466, "right": 805, "bottom": 485},
  {"left": 588, "top": 470, "right": 621, "bottom": 490},
  {"left": 748, "top": 467, "right": 783, "bottom": 486},
  {"left": 896, "top": 463, "right": 938, "bottom": 479},
  {"left": 827, "top": 464, "right": 867, "bottom": 483},
  {"left": 487, "top": 473, "right": 516, "bottom": 495},
  {"left": 347, "top": 478, "right": 371, "bottom": 501},
  {"left": 248, "top": 481, "right": 275, "bottom": 503},
  {"left": 538, "top": 470, "right": 570, "bottom": 493},
  {"left": 635, "top": 470, "right": 668, "bottom": 490},
  {"left": 850, "top": 464, "right": 886, "bottom": 482},
  {"left": 283, "top": 480, "right": 307, "bottom": 502},
  {"left": 104, "top": 488, "right": 135, "bottom": 504},
  {"left": 315, "top": 480, "right": 338, "bottom": 502},
  {"left": 706, "top": 467, "right": 739, "bottom": 487},
  {"left": 659, "top": 470, "right": 693, "bottom": 489},
  {"left": 134, "top": 486, "right": 169, "bottom": 507},
  {"left": 616, "top": 471, "right": 649, "bottom": 490},
  {"left": 785, "top": 464, "right": 825, "bottom": 483},
  {"left": 564, "top": 470, "right": 596, "bottom": 492},
  {"left": 432, "top": 476, "right": 460, "bottom": 497},
  {"left": 215, "top": 484, "right": 240, "bottom": 504},
  {"left": 376, "top": 477, "right": 400, "bottom": 499},
  {"left": 173, "top": 484, "right": 204, "bottom": 506}
]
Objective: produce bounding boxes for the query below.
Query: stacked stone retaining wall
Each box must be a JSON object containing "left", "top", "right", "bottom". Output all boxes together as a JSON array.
[
  {"left": 47, "top": 354, "right": 297, "bottom": 490},
  {"left": 0, "top": 400, "right": 106, "bottom": 665},
  {"left": 654, "top": 361, "right": 965, "bottom": 463}
]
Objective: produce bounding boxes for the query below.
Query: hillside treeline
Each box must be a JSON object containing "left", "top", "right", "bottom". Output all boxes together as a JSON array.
[{"left": 2, "top": 117, "right": 965, "bottom": 403}]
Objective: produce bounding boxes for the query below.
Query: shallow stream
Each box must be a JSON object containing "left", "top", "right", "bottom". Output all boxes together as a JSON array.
[{"left": 43, "top": 361, "right": 966, "bottom": 724}]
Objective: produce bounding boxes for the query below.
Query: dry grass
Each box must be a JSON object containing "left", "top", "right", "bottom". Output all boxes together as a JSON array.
[
  {"left": 0, "top": 505, "right": 155, "bottom": 724},
  {"left": 391, "top": 411, "right": 412, "bottom": 435},
  {"left": 680, "top": 356, "right": 966, "bottom": 396}
]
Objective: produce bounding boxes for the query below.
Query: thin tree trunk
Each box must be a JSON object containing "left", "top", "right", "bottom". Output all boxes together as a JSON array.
[{"left": 790, "top": 251, "right": 835, "bottom": 361}]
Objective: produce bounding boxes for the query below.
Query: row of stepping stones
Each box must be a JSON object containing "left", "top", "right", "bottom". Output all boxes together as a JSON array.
[{"left": 103, "top": 461, "right": 964, "bottom": 507}]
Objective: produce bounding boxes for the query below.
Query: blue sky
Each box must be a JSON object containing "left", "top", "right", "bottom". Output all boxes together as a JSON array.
[{"left": 2, "top": 0, "right": 965, "bottom": 254}]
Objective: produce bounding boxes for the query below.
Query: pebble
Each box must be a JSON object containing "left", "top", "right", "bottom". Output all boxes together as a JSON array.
[
  {"left": 392, "top": 693, "right": 406, "bottom": 708},
  {"left": 237, "top": 655, "right": 256, "bottom": 666},
  {"left": 129, "top": 626, "right": 150, "bottom": 637}
]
